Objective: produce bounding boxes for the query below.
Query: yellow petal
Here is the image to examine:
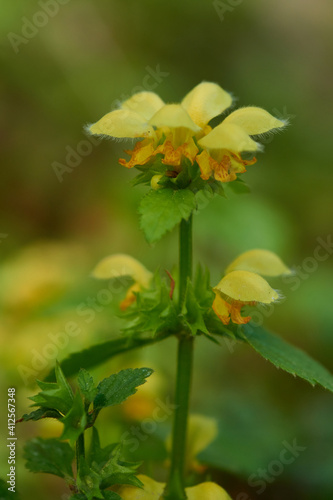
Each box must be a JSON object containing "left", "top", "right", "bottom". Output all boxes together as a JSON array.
[
  {"left": 121, "top": 91, "right": 165, "bottom": 121},
  {"left": 88, "top": 109, "right": 153, "bottom": 138},
  {"left": 91, "top": 254, "right": 152, "bottom": 288},
  {"left": 186, "top": 414, "right": 218, "bottom": 466},
  {"left": 214, "top": 270, "right": 280, "bottom": 304},
  {"left": 186, "top": 482, "right": 233, "bottom": 500},
  {"left": 212, "top": 294, "right": 232, "bottom": 324},
  {"left": 223, "top": 106, "right": 286, "bottom": 135},
  {"left": 117, "top": 476, "right": 232, "bottom": 500},
  {"left": 117, "top": 475, "right": 164, "bottom": 499},
  {"left": 181, "top": 82, "right": 233, "bottom": 127},
  {"left": 226, "top": 249, "right": 292, "bottom": 277},
  {"left": 198, "top": 123, "right": 259, "bottom": 153},
  {"left": 119, "top": 140, "right": 156, "bottom": 169},
  {"left": 149, "top": 104, "right": 201, "bottom": 132}
]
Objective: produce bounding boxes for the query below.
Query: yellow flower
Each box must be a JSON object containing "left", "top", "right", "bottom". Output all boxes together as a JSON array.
[
  {"left": 91, "top": 253, "right": 152, "bottom": 310},
  {"left": 88, "top": 82, "right": 286, "bottom": 182},
  {"left": 213, "top": 249, "right": 291, "bottom": 325},
  {"left": 225, "top": 248, "right": 293, "bottom": 276},
  {"left": 116, "top": 474, "right": 232, "bottom": 500}
]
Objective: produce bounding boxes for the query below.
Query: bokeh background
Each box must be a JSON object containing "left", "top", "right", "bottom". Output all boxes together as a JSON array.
[{"left": 1, "top": 0, "right": 333, "bottom": 499}]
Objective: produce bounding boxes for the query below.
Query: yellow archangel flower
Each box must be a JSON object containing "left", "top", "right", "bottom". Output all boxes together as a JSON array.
[
  {"left": 91, "top": 253, "right": 152, "bottom": 310},
  {"left": 116, "top": 474, "right": 233, "bottom": 500},
  {"left": 213, "top": 249, "right": 293, "bottom": 325},
  {"left": 88, "top": 82, "right": 287, "bottom": 183}
]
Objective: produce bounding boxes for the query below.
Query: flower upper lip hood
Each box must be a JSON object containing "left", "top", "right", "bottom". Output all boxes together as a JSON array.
[
  {"left": 88, "top": 81, "right": 286, "bottom": 143},
  {"left": 88, "top": 82, "right": 287, "bottom": 182},
  {"left": 88, "top": 82, "right": 233, "bottom": 137},
  {"left": 212, "top": 249, "right": 291, "bottom": 325}
]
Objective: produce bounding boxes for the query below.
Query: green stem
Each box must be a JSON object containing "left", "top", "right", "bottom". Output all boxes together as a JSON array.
[
  {"left": 76, "top": 433, "right": 85, "bottom": 475},
  {"left": 164, "top": 216, "right": 193, "bottom": 500},
  {"left": 178, "top": 215, "right": 193, "bottom": 306}
]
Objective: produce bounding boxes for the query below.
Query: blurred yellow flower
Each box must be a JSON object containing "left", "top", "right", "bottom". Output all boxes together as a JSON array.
[
  {"left": 116, "top": 474, "right": 232, "bottom": 500},
  {"left": 166, "top": 414, "right": 218, "bottom": 473},
  {"left": 88, "top": 82, "right": 286, "bottom": 182},
  {"left": 213, "top": 249, "right": 291, "bottom": 325},
  {"left": 225, "top": 248, "right": 293, "bottom": 277},
  {"left": 92, "top": 253, "right": 152, "bottom": 310}
]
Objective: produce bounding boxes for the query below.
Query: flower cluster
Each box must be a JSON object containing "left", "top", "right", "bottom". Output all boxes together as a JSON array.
[{"left": 88, "top": 82, "right": 286, "bottom": 185}]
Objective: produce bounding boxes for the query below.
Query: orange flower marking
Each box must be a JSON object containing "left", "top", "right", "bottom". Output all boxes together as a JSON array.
[
  {"left": 119, "top": 140, "right": 156, "bottom": 169},
  {"left": 197, "top": 150, "right": 257, "bottom": 183},
  {"left": 120, "top": 283, "right": 141, "bottom": 311}
]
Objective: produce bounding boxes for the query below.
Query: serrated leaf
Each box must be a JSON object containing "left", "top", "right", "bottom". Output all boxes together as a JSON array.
[
  {"left": 61, "top": 392, "right": 87, "bottom": 446},
  {"left": 241, "top": 324, "right": 333, "bottom": 391},
  {"left": 182, "top": 279, "right": 209, "bottom": 335},
  {"left": 138, "top": 188, "right": 196, "bottom": 243},
  {"left": 77, "top": 457, "right": 103, "bottom": 500},
  {"left": 23, "top": 438, "right": 74, "bottom": 478},
  {"left": 94, "top": 368, "right": 153, "bottom": 410},
  {"left": 45, "top": 336, "right": 166, "bottom": 382},
  {"left": 88, "top": 428, "right": 118, "bottom": 470},
  {"left": 30, "top": 362, "right": 74, "bottom": 415},
  {"left": 19, "top": 407, "right": 62, "bottom": 422},
  {"left": 193, "top": 264, "right": 212, "bottom": 307},
  {"left": 122, "top": 273, "right": 178, "bottom": 336},
  {"left": 99, "top": 445, "right": 142, "bottom": 489},
  {"left": 78, "top": 369, "right": 97, "bottom": 405}
]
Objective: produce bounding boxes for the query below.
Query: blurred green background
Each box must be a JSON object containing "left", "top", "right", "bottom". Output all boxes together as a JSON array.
[{"left": 1, "top": 0, "right": 333, "bottom": 499}]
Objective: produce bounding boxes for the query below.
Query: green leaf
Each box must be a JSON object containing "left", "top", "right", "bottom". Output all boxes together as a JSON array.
[
  {"left": 45, "top": 335, "right": 166, "bottom": 382},
  {"left": 24, "top": 437, "right": 74, "bottom": 478},
  {"left": 61, "top": 392, "right": 87, "bottom": 446},
  {"left": 77, "top": 457, "right": 103, "bottom": 500},
  {"left": 122, "top": 273, "right": 178, "bottom": 336},
  {"left": 138, "top": 188, "right": 196, "bottom": 243},
  {"left": 182, "top": 279, "right": 209, "bottom": 335},
  {"left": 94, "top": 368, "right": 153, "bottom": 410},
  {"left": 88, "top": 427, "right": 118, "bottom": 470},
  {"left": 241, "top": 324, "right": 333, "bottom": 391},
  {"left": 98, "top": 445, "right": 142, "bottom": 489},
  {"left": 88, "top": 429, "right": 141, "bottom": 492},
  {"left": 78, "top": 369, "right": 97, "bottom": 406},
  {"left": 102, "top": 492, "right": 122, "bottom": 500},
  {"left": 30, "top": 362, "right": 74, "bottom": 415},
  {"left": 227, "top": 177, "right": 250, "bottom": 195},
  {"left": 19, "top": 407, "right": 62, "bottom": 422}
]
